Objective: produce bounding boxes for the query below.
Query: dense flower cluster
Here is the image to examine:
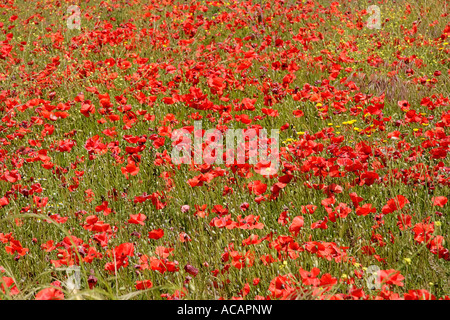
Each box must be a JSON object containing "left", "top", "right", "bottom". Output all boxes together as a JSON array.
[{"left": 0, "top": 0, "right": 449, "bottom": 300}]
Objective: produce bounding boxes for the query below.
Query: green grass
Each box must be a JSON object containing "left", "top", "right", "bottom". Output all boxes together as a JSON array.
[{"left": 0, "top": 0, "right": 449, "bottom": 300}]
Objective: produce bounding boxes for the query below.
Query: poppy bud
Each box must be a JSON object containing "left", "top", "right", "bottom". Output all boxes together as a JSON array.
[
  {"left": 88, "top": 275, "right": 98, "bottom": 289},
  {"left": 184, "top": 264, "right": 199, "bottom": 277}
]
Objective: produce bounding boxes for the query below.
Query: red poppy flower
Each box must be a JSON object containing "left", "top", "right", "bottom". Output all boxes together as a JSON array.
[
  {"left": 128, "top": 213, "right": 147, "bottom": 225},
  {"left": 432, "top": 196, "right": 447, "bottom": 207},
  {"left": 135, "top": 280, "right": 153, "bottom": 290},
  {"left": 35, "top": 287, "right": 64, "bottom": 300},
  {"left": 288, "top": 216, "right": 304, "bottom": 236},
  {"left": 148, "top": 228, "right": 164, "bottom": 240}
]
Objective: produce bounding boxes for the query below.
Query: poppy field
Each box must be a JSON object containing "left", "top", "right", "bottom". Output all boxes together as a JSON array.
[{"left": 0, "top": 0, "right": 449, "bottom": 300}]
